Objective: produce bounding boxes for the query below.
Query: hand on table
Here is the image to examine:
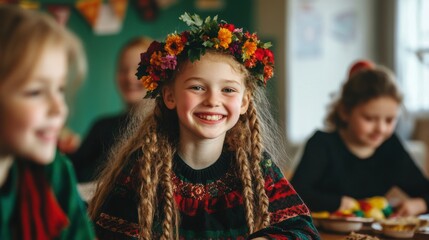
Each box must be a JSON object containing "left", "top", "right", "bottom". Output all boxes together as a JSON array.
[{"left": 393, "top": 198, "right": 427, "bottom": 217}]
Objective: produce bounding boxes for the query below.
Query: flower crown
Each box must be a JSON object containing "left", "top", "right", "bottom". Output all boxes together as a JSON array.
[{"left": 136, "top": 12, "right": 275, "bottom": 98}]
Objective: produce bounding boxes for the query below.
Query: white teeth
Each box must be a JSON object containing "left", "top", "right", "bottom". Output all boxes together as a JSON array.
[{"left": 199, "top": 115, "right": 223, "bottom": 121}]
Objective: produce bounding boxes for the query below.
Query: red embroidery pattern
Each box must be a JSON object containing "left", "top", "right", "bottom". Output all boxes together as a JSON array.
[
  {"left": 172, "top": 171, "right": 240, "bottom": 200},
  {"left": 270, "top": 204, "right": 310, "bottom": 224}
]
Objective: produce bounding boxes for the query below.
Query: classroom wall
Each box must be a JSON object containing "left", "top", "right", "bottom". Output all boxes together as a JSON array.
[
  {"left": 38, "top": 0, "right": 254, "bottom": 136},
  {"left": 285, "top": 0, "right": 377, "bottom": 144}
]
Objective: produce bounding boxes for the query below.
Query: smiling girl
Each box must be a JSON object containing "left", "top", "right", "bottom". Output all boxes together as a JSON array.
[
  {"left": 89, "top": 13, "right": 319, "bottom": 240},
  {"left": 0, "top": 5, "right": 94, "bottom": 239}
]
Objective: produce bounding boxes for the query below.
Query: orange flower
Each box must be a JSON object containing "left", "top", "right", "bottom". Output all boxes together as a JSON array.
[
  {"left": 165, "top": 34, "right": 185, "bottom": 56},
  {"left": 242, "top": 40, "right": 257, "bottom": 59},
  {"left": 150, "top": 51, "right": 162, "bottom": 66},
  {"left": 218, "top": 27, "right": 232, "bottom": 49},
  {"left": 140, "top": 75, "right": 158, "bottom": 91},
  {"left": 263, "top": 65, "right": 274, "bottom": 82}
]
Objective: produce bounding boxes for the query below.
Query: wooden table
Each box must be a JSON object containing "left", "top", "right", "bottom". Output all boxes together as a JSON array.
[{"left": 319, "top": 227, "right": 429, "bottom": 240}]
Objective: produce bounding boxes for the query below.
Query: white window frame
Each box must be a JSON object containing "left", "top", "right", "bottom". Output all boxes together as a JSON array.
[{"left": 396, "top": 0, "right": 429, "bottom": 113}]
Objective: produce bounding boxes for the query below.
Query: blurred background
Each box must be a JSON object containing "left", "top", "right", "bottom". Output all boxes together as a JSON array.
[{"left": 2, "top": 0, "right": 429, "bottom": 169}]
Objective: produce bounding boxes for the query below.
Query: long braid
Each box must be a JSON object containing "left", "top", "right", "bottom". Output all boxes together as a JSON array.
[
  {"left": 236, "top": 146, "right": 255, "bottom": 233},
  {"left": 159, "top": 147, "right": 179, "bottom": 240},
  {"left": 138, "top": 127, "right": 158, "bottom": 238},
  {"left": 247, "top": 100, "right": 270, "bottom": 230}
]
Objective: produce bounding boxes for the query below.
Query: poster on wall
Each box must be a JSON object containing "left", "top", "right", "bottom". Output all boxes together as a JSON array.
[
  {"left": 331, "top": 10, "right": 356, "bottom": 44},
  {"left": 75, "top": 0, "right": 101, "bottom": 27},
  {"left": 293, "top": 3, "right": 323, "bottom": 59},
  {"left": 75, "top": 0, "right": 127, "bottom": 35}
]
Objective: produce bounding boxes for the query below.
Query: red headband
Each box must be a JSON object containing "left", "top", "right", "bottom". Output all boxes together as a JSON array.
[{"left": 348, "top": 60, "right": 375, "bottom": 78}]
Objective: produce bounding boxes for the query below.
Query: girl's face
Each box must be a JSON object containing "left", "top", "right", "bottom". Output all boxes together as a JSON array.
[
  {"left": 163, "top": 54, "right": 249, "bottom": 142},
  {"left": 0, "top": 46, "right": 68, "bottom": 164},
  {"left": 116, "top": 46, "right": 147, "bottom": 107},
  {"left": 341, "top": 96, "right": 400, "bottom": 149}
]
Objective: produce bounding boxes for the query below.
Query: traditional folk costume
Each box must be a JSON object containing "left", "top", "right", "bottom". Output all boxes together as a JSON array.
[{"left": 94, "top": 150, "right": 320, "bottom": 239}]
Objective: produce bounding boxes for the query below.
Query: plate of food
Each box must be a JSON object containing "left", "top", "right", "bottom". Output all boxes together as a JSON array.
[
  {"left": 371, "top": 216, "right": 429, "bottom": 238},
  {"left": 313, "top": 215, "right": 374, "bottom": 233},
  {"left": 311, "top": 196, "right": 393, "bottom": 233}
]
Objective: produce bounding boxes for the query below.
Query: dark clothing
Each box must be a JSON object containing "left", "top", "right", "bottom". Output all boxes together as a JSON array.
[
  {"left": 94, "top": 150, "right": 320, "bottom": 239},
  {"left": 290, "top": 130, "right": 429, "bottom": 212},
  {"left": 69, "top": 113, "right": 130, "bottom": 182}
]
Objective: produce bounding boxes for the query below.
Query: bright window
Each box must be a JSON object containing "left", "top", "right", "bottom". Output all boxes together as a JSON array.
[{"left": 396, "top": 0, "right": 429, "bottom": 112}]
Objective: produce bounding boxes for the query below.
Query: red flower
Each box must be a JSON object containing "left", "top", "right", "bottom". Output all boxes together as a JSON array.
[
  {"left": 181, "top": 31, "right": 190, "bottom": 43},
  {"left": 244, "top": 57, "right": 257, "bottom": 68},
  {"left": 220, "top": 23, "right": 235, "bottom": 32},
  {"left": 254, "top": 48, "right": 265, "bottom": 61},
  {"left": 150, "top": 71, "right": 160, "bottom": 81},
  {"left": 147, "top": 41, "right": 163, "bottom": 53},
  {"left": 264, "top": 49, "right": 274, "bottom": 63}
]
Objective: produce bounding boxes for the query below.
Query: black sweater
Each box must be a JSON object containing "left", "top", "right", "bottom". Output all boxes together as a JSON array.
[{"left": 290, "top": 130, "right": 429, "bottom": 212}]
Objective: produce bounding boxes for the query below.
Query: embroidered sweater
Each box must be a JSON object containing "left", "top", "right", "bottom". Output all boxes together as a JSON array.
[{"left": 94, "top": 151, "right": 320, "bottom": 239}]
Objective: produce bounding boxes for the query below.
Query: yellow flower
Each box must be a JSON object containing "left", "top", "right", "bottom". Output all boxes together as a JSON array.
[
  {"left": 242, "top": 40, "right": 257, "bottom": 59},
  {"left": 150, "top": 51, "right": 162, "bottom": 66},
  {"left": 140, "top": 75, "right": 158, "bottom": 91},
  {"left": 165, "top": 34, "right": 185, "bottom": 56},
  {"left": 218, "top": 27, "right": 232, "bottom": 49}
]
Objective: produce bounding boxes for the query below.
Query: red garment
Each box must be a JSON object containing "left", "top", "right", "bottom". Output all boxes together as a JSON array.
[{"left": 18, "top": 165, "right": 69, "bottom": 240}]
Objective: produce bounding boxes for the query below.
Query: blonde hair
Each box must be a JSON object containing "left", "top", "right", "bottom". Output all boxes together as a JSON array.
[
  {"left": 0, "top": 5, "right": 86, "bottom": 92},
  {"left": 89, "top": 51, "right": 287, "bottom": 239},
  {"left": 325, "top": 64, "right": 403, "bottom": 130}
]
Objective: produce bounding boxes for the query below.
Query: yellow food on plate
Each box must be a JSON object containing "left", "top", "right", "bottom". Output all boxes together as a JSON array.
[
  {"left": 364, "top": 208, "right": 385, "bottom": 221},
  {"left": 312, "top": 196, "right": 392, "bottom": 220},
  {"left": 380, "top": 217, "right": 420, "bottom": 232},
  {"left": 366, "top": 196, "right": 389, "bottom": 209}
]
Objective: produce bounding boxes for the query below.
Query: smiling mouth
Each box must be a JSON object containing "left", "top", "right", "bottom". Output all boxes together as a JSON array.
[{"left": 196, "top": 114, "right": 224, "bottom": 121}]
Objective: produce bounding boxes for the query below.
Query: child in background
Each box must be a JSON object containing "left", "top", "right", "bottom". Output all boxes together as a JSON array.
[
  {"left": 0, "top": 5, "right": 95, "bottom": 239},
  {"left": 89, "top": 13, "right": 319, "bottom": 239},
  {"left": 291, "top": 60, "right": 429, "bottom": 217},
  {"left": 68, "top": 37, "right": 152, "bottom": 183}
]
